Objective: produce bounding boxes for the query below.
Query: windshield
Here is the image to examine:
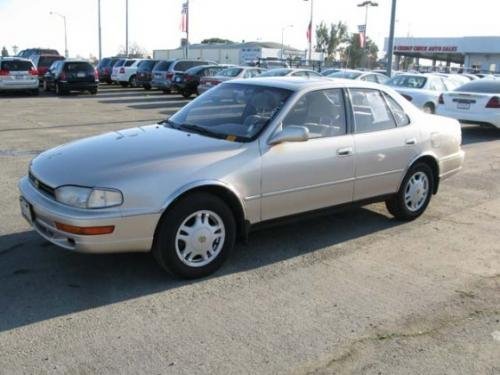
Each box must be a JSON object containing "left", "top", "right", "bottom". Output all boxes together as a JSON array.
[
  {"left": 259, "top": 69, "right": 291, "bottom": 77},
  {"left": 217, "top": 67, "right": 243, "bottom": 77},
  {"left": 327, "top": 71, "right": 362, "bottom": 79},
  {"left": 387, "top": 75, "right": 427, "bottom": 89},
  {"left": 167, "top": 83, "right": 292, "bottom": 141}
]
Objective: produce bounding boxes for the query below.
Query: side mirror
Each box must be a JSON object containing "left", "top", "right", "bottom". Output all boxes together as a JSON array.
[{"left": 268, "top": 125, "right": 310, "bottom": 145}]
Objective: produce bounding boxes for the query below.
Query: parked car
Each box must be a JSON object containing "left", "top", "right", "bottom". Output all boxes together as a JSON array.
[
  {"left": 136, "top": 59, "right": 159, "bottom": 90},
  {"left": 151, "top": 59, "right": 214, "bottom": 93},
  {"left": 172, "top": 64, "right": 234, "bottom": 98},
  {"left": 326, "top": 69, "right": 389, "bottom": 84},
  {"left": 114, "top": 58, "right": 147, "bottom": 87},
  {"left": 110, "top": 58, "right": 126, "bottom": 83},
  {"left": 19, "top": 78, "right": 464, "bottom": 278},
  {"left": 436, "top": 79, "right": 500, "bottom": 128},
  {"left": 385, "top": 73, "right": 454, "bottom": 113},
  {"left": 0, "top": 57, "right": 39, "bottom": 95},
  {"left": 17, "top": 48, "right": 60, "bottom": 60},
  {"left": 96, "top": 57, "right": 120, "bottom": 84},
  {"left": 259, "top": 68, "right": 322, "bottom": 78},
  {"left": 197, "top": 66, "right": 266, "bottom": 95},
  {"left": 321, "top": 68, "right": 341, "bottom": 76},
  {"left": 43, "top": 60, "right": 98, "bottom": 95},
  {"left": 32, "top": 54, "right": 65, "bottom": 86}
]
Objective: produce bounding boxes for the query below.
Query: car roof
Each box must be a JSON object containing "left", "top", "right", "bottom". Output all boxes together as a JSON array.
[
  {"left": 228, "top": 76, "right": 382, "bottom": 91},
  {"left": 0, "top": 57, "right": 32, "bottom": 61}
]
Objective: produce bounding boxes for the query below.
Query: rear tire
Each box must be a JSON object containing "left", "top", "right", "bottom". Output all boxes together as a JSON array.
[
  {"left": 162, "top": 89, "right": 171, "bottom": 94},
  {"left": 43, "top": 80, "right": 49, "bottom": 92},
  {"left": 120, "top": 82, "right": 129, "bottom": 88},
  {"left": 143, "top": 84, "right": 151, "bottom": 90},
  {"left": 90, "top": 88, "right": 98, "bottom": 95},
  {"left": 129, "top": 75, "right": 137, "bottom": 88},
  {"left": 422, "top": 103, "right": 435, "bottom": 114},
  {"left": 55, "top": 83, "right": 65, "bottom": 96},
  {"left": 31, "top": 89, "right": 39, "bottom": 96},
  {"left": 385, "top": 163, "right": 434, "bottom": 221},
  {"left": 181, "top": 90, "right": 192, "bottom": 99},
  {"left": 152, "top": 192, "right": 236, "bottom": 279}
]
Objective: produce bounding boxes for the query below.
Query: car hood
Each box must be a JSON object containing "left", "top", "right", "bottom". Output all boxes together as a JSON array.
[{"left": 30, "top": 124, "right": 244, "bottom": 188}]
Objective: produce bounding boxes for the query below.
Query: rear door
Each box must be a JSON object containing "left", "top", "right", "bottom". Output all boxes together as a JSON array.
[{"left": 350, "top": 88, "right": 419, "bottom": 200}]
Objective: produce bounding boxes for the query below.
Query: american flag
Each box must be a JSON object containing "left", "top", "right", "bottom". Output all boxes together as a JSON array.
[
  {"left": 180, "top": 2, "right": 188, "bottom": 33},
  {"left": 358, "top": 24, "right": 366, "bottom": 48},
  {"left": 306, "top": 21, "right": 312, "bottom": 43}
]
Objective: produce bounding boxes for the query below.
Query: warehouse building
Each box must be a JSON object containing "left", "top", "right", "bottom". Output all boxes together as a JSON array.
[
  {"left": 384, "top": 36, "right": 500, "bottom": 73},
  {"left": 153, "top": 41, "right": 322, "bottom": 65}
]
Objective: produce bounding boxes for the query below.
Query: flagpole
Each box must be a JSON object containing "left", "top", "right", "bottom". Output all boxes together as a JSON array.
[
  {"left": 308, "top": 0, "right": 313, "bottom": 62},
  {"left": 185, "top": 0, "right": 189, "bottom": 59}
]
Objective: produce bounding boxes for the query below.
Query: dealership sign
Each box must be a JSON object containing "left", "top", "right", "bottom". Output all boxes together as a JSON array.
[{"left": 394, "top": 45, "right": 460, "bottom": 53}]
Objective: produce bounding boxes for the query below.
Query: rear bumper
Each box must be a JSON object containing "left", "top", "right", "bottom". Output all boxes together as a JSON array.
[
  {"left": 436, "top": 107, "right": 500, "bottom": 128},
  {"left": 439, "top": 150, "right": 465, "bottom": 180},
  {"left": 0, "top": 79, "right": 39, "bottom": 91},
  {"left": 18, "top": 176, "right": 159, "bottom": 253},
  {"left": 60, "top": 82, "right": 98, "bottom": 91}
]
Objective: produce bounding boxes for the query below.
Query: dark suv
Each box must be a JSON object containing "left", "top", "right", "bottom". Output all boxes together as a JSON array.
[
  {"left": 172, "top": 64, "right": 234, "bottom": 98},
  {"left": 32, "top": 54, "right": 65, "bottom": 85},
  {"left": 96, "top": 57, "right": 120, "bottom": 84},
  {"left": 43, "top": 60, "right": 98, "bottom": 95},
  {"left": 151, "top": 59, "right": 214, "bottom": 93},
  {"left": 136, "top": 60, "right": 159, "bottom": 90}
]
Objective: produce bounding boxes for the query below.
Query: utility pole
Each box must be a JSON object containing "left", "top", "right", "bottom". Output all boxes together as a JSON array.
[
  {"left": 186, "top": 0, "right": 190, "bottom": 59},
  {"left": 50, "top": 11, "right": 68, "bottom": 58},
  {"left": 357, "top": 1, "right": 378, "bottom": 68},
  {"left": 304, "top": 0, "right": 314, "bottom": 63},
  {"left": 98, "top": 0, "right": 102, "bottom": 60},
  {"left": 386, "top": 0, "right": 397, "bottom": 76},
  {"left": 125, "top": 0, "right": 129, "bottom": 56}
]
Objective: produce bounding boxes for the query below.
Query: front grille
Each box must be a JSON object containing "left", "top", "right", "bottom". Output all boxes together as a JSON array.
[{"left": 29, "top": 171, "right": 55, "bottom": 198}]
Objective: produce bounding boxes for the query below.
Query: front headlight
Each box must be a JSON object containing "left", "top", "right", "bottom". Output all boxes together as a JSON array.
[{"left": 55, "top": 186, "right": 123, "bottom": 209}]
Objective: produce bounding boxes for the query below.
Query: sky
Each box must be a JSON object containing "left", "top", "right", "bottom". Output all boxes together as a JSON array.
[{"left": 0, "top": 0, "right": 498, "bottom": 58}]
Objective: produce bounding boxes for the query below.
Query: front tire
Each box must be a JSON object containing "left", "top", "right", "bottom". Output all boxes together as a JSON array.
[
  {"left": 152, "top": 192, "right": 236, "bottom": 279},
  {"left": 386, "top": 163, "right": 434, "bottom": 221},
  {"left": 129, "top": 75, "right": 137, "bottom": 88},
  {"left": 55, "top": 83, "right": 65, "bottom": 96}
]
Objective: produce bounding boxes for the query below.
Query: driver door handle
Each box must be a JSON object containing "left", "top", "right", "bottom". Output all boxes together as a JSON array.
[
  {"left": 337, "top": 147, "right": 353, "bottom": 156},
  {"left": 405, "top": 138, "right": 417, "bottom": 145}
]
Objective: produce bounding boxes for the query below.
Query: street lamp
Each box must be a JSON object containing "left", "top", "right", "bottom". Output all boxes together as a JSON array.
[
  {"left": 357, "top": 1, "right": 378, "bottom": 68},
  {"left": 386, "top": 0, "right": 398, "bottom": 76},
  {"left": 303, "top": 0, "right": 313, "bottom": 63},
  {"left": 50, "top": 11, "right": 68, "bottom": 58},
  {"left": 281, "top": 25, "right": 294, "bottom": 60}
]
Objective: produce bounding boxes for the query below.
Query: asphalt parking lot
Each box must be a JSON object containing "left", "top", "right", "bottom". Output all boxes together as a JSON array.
[{"left": 0, "top": 85, "right": 499, "bottom": 374}]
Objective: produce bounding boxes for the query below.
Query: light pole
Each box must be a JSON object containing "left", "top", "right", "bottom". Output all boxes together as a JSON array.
[
  {"left": 386, "top": 0, "right": 397, "bottom": 76},
  {"left": 303, "top": 0, "right": 313, "bottom": 63},
  {"left": 98, "top": 0, "right": 102, "bottom": 60},
  {"left": 50, "top": 11, "right": 68, "bottom": 58},
  {"left": 125, "top": 0, "right": 129, "bottom": 56},
  {"left": 281, "top": 25, "right": 294, "bottom": 60},
  {"left": 357, "top": 1, "right": 378, "bottom": 68}
]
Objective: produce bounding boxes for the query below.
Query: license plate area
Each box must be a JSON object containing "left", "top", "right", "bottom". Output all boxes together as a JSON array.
[
  {"left": 457, "top": 102, "right": 470, "bottom": 110},
  {"left": 20, "top": 197, "right": 34, "bottom": 224},
  {"left": 77, "top": 72, "right": 86, "bottom": 78}
]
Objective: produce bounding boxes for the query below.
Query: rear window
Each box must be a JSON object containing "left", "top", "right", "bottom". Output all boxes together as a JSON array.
[
  {"left": 153, "top": 60, "right": 174, "bottom": 71},
  {"left": 328, "top": 71, "right": 363, "bottom": 79},
  {"left": 174, "top": 60, "right": 210, "bottom": 71},
  {"left": 387, "top": 75, "right": 427, "bottom": 89},
  {"left": 218, "top": 67, "right": 242, "bottom": 77},
  {"left": 455, "top": 80, "right": 500, "bottom": 94},
  {"left": 40, "top": 49, "right": 59, "bottom": 55},
  {"left": 38, "top": 56, "right": 64, "bottom": 68},
  {"left": 64, "top": 62, "right": 93, "bottom": 72},
  {"left": 1, "top": 60, "right": 34, "bottom": 71},
  {"left": 139, "top": 60, "right": 156, "bottom": 70},
  {"left": 259, "top": 69, "right": 291, "bottom": 77}
]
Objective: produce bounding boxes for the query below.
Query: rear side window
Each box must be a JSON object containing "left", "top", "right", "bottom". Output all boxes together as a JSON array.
[
  {"left": 124, "top": 60, "right": 136, "bottom": 67},
  {"left": 154, "top": 60, "right": 173, "bottom": 71},
  {"left": 64, "top": 62, "right": 93, "bottom": 72},
  {"left": 350, "top": 89, "right": 397, "bottom": 133},
  {"left": 383, "top": 93, "right": 410, "bottom": 127},
  {"left": 114, "top": 59, "right": 126, "bottom": 67},
  {"left": 139, "top": 60, "right": 156, "bottom": 70},
  {"left": 1, "top": 60, "right": 34, "bottom": 71}
]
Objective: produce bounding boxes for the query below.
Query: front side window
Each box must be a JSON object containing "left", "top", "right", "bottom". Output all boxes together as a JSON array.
[
  {"left": 168, "top": 83, "right": 292, "bottom": 141},
  {"left": 387, "top": 75, "right": 427, "bottom": 89},
  {"left": 350, "top": 89, "right": 396, "bottom": 133},
  {"left": 283, "top": 89, "right": 347, "bottom": 138}
]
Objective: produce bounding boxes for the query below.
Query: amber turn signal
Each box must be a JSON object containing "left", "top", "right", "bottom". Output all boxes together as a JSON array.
[{"left": 55, "top": 222, "right": 115, "bottom": 235}]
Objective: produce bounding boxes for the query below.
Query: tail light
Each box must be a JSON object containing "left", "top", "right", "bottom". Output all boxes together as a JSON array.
[
  {"left": 402, "top": 94, "right": 413, "bottom": 102},
  {"left": 60, "top": 72, "right": 67, "bottom": 80},
  {"left": 0, "top": 69, "right": 9, "bottom": 76},
  {"left": 94, "top": 69, "right": 99, "bottom": 79},
  {"left": 438, "top": 94, "right": 444, "bottom": 104},
  {"left": 166, "top": 72, "right": 174, "bottom": 80},
  {"left": 105, "top": 67, "right": 110, "bottom": 74},
  {"left": 119, "top": 67, "right": 125, "bottom": 74},
  {"left": 486, "top": 96, "right": 500, "bottom": 108},
  {"left": 29, "top": 67, "right": 38, "bottom": 76},
  {"left": 185, "top": 75, "right": 193, "bottom": 81}
]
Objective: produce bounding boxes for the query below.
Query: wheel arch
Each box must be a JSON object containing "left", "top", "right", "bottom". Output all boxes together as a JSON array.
[
  {"left": 158, "top": 180, "right": 248, "bottom": 240},
  {"left": 405, "top": 153, "right": 440, "bottom": 194}
]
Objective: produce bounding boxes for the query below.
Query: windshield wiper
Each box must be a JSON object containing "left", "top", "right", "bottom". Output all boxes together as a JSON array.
[
  {"left": 158, "top": 118, "right": 179, "bottom": 129},
  {"left": 177, "top": 123, "right": 227, "bottom": 139}
]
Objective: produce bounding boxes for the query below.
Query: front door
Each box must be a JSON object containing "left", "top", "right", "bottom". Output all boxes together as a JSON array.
[{"left": 260, "top": 88, "right": 355, "bottom": 221}]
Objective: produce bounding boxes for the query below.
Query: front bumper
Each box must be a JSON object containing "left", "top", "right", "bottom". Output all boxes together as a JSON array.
[{"left": 18, "top": 176, "right": 160, "bottom": 253}]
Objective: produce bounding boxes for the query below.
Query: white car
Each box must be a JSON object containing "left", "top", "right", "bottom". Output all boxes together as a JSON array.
[
  {"left": 436, "top": 79, "right": 500, "bottom": 128},
  {"left": 0, "top": 57, "right": 39, "bottom": 94},
  {"left": 386, "top": 73, "right": 454, "bottom": 114},
  {"left": 114, "top": 58, "right": 147, "bottom": 87},
  {"left": 110, "top": 58, "right": 126, "bottom": 83}
]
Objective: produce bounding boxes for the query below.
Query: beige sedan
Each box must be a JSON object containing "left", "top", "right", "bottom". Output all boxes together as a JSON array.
[{"left": 19, "top": 78, "right": 465, "bottom": 278}]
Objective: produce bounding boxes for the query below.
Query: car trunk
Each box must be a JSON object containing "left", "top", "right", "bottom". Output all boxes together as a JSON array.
[{"left": 442, "top": 91, "right": 495, "bottom": 113}]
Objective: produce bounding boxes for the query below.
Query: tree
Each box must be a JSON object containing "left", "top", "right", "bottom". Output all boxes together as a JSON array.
[
  {"left": 117, "top": 42, "right": 148, "bottom": 58},
  {"left": 343, "top": 33, "right": 378, "bottom": 69},
  {"left": 1, "top": 46, "right": 9, "bottom": 57},
  {"left": 315, "top": 21, "right": 348, "bottom": 61},
  {"left": 201, "top": 38, "right": 234, "bottom": 45}
]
